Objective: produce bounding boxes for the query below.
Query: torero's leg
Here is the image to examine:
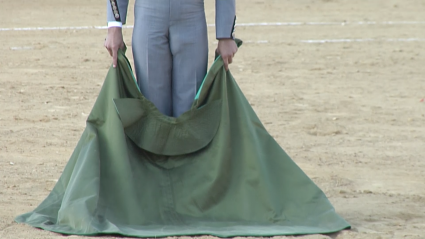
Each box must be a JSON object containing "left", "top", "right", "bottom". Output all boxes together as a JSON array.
[
  {"left": 169, "top": 0, "right": 208, "bottom": 118},
  {"left": 132, "top": 0, "right": 173, "bottom": 116}
]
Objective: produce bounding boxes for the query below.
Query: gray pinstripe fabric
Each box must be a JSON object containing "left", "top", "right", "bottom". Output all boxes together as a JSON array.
[
  {"left": 107, "top": 0, "right": 236, "bottom": 39},
  {"left": 132, "top": 0, "right": 208, "bottom": 117},
  {"left": 107, "top": 0, "right": 235, "bottom": 117},
  {"left": 107, "top": 0, "right": 129, "bottom": 24},
  {"left": 215, "top": 0, "right": 236, "bottom": 39}
]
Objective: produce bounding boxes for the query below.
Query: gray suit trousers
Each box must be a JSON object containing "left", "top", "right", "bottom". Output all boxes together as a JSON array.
[{"left": 132, "top": 0, "right": 208, "bottom": 117}]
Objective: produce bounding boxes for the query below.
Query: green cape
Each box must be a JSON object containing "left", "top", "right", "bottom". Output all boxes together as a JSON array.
[{"left": 15, "top": 41, "right": 350, "bottom": 237}]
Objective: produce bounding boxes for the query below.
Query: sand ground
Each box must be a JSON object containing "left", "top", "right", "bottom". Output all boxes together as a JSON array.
[{"left": 1, "top": 0, "right": 425, "bottom": 238}]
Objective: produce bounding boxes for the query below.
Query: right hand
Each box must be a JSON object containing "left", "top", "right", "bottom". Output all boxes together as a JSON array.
[
  {"left": 217, "top": 39, "right": 238, "bottom": 71},
  {"left": 104, "top": 27, "right": 125, "bottom": 68}
]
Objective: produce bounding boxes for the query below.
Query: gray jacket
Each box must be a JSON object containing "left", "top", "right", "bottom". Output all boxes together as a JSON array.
[{"left": 107, "top": 0, "right": 235, "bottom": 39}]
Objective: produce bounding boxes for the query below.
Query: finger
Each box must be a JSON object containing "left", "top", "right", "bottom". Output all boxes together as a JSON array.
[
  {"left": 112, "top": 48, "right": 118, "bottom": 68},
  {"left": 228, "top": 56, "right": 233, "bottom": 65},
  {"left": 223, "top": 57, "right": 229, "bottom": 71}
]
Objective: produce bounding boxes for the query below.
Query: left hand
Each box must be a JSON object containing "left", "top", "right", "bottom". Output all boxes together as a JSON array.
[{"left": 217, "top": 39, "right": 238, "bottom": 71}]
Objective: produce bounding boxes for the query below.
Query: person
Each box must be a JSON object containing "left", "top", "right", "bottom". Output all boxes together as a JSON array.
[{"left": 104, "top": 0, "right": 238, "bottom": 117}]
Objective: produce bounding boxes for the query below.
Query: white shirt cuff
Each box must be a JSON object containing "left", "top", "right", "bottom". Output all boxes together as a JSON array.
[{"left": 108, "top": 21, "right": 123, "bottom": 28}]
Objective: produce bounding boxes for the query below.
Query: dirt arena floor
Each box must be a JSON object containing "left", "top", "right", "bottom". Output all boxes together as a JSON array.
[{"left": 1, "top": 0, "right": 425, "bottom": 238}]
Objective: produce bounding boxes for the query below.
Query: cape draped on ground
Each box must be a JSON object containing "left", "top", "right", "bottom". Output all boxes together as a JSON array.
[{"left": 15, "top": 41, "right": 350, "bottom": 237}]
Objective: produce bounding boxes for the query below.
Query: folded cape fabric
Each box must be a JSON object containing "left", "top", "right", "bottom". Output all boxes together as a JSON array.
[{"left": 15, "top": 40, "right": 350, "bottom": 237}]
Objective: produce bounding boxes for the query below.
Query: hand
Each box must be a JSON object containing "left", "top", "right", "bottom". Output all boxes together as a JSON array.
[
  {"left": 217, "top": 39, "right": 238, "bottom": 71},
  {"left": 104, "top": 27, "right": 125, "bottom": 68}
]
